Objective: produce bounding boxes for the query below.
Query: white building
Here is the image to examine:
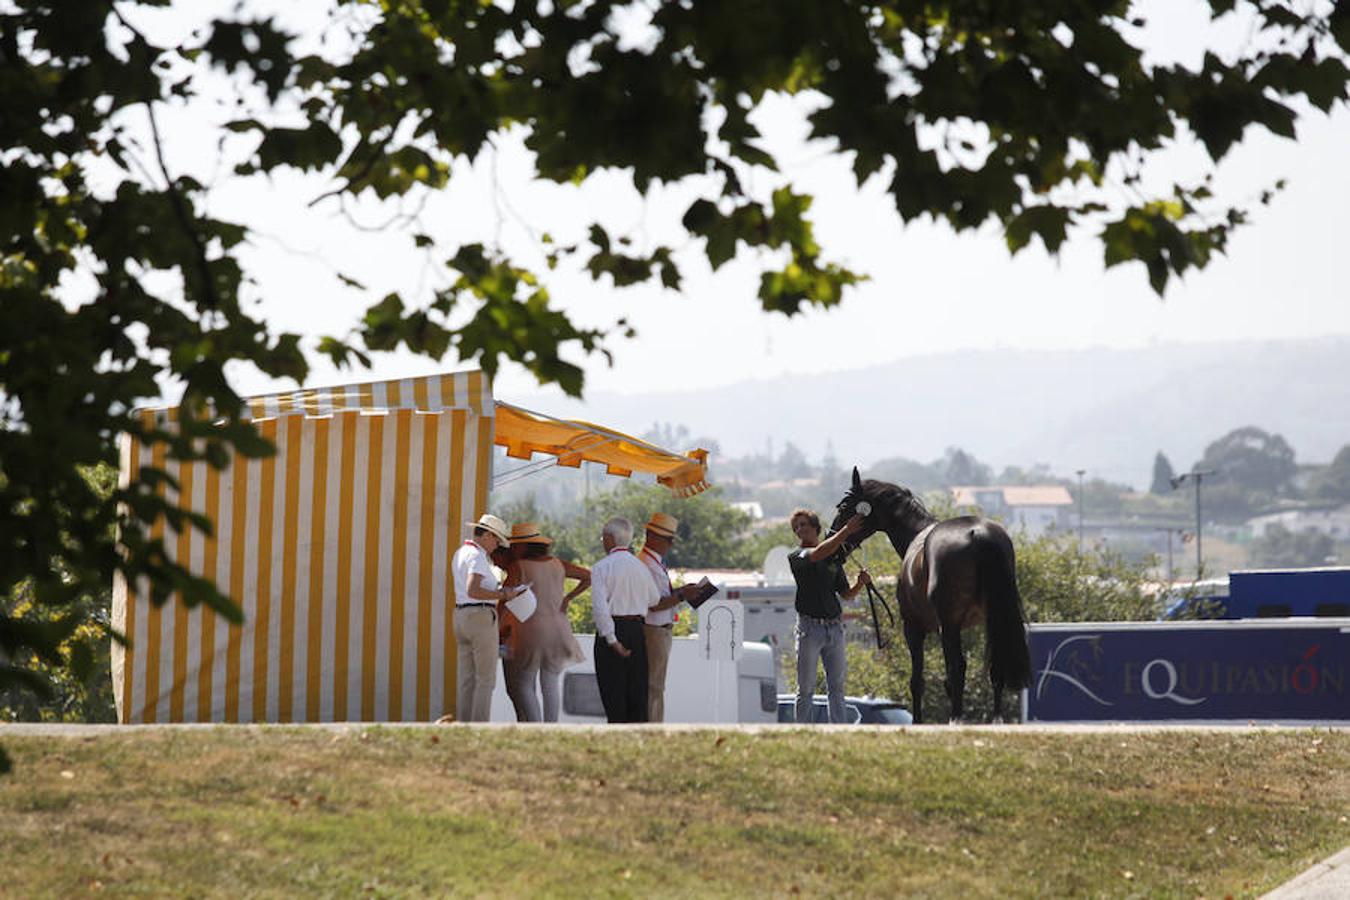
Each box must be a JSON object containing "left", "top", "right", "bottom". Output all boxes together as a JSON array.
[
  {"left": 1247, "top": 505, "right": 1350, "bottom": 539},
  {"left": 951, "top": 485, "right": 1075, "bottom": 536},
  {"left": 731, "top": 500, "right": 765, "bottom": 520}
]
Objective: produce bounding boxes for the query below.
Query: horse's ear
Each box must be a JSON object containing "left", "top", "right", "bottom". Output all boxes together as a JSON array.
[{"left": 851, "top": 467, "right": 862, "bottom": 491}]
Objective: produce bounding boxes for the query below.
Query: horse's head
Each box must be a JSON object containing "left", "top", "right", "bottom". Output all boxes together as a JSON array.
[
  {"left": 830, "top": 467, "right": 936, "bottom": 557},
  {"left": 827, "top": 467, "right": 882, "bottom": 558}
]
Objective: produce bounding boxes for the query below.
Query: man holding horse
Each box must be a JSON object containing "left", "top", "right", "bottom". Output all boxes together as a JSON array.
[
  {"left": 788, "top": 507, "right": 872, "bottom": 724},
  {"left": 827, "top": 469, "right": 1032, "bottom": 723}
]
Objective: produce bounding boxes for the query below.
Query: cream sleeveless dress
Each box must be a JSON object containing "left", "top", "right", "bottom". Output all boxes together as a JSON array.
[{"left": 515, "top": 557, "right": 585, "bottom": 672}]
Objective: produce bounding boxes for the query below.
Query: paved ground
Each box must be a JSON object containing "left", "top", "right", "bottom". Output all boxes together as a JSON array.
[
  {"left": 1260, "top": 846, "right": 1350, "bottom": 900},
  {"left": 4, "top": 721, "right": 1346, "bottom": 896}
]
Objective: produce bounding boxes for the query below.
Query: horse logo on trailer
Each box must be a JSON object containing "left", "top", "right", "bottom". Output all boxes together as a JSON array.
[{"left": 1035, "top": 635, "right": 1114, "bottom": 707}]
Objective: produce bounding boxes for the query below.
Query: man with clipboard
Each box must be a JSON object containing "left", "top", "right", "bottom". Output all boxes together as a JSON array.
[{"left": 636, "top": 512, "right": 705, "bottom": 722}]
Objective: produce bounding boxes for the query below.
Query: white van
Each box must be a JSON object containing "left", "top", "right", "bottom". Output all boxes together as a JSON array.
[{"left": 489, "top": 636, "right": 777, "bottom": 723}]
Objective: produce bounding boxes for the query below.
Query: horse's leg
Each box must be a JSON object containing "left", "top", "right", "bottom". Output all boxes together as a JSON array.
[
  {"left": 940, "top": 625, "right": 966, "bottom": 723},
  {"left": 991, "top": 671, "right": 1005, "bottom": 724},
  {"left": 904, "top": 619, "right": 926, "bottom": 725}
]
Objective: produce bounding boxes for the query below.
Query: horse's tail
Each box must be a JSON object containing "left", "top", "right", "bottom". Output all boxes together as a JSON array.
[{"left": 975, "top": 526, "right": 1032, "bottom": 690}]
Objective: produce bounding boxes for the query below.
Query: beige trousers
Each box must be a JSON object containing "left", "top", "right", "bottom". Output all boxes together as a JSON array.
[
  {"left": 644, "top": 624, "right": 673, "bottom": 723},
  {"left": 453, "top": 605, "right": 498, "bottom": 722}
]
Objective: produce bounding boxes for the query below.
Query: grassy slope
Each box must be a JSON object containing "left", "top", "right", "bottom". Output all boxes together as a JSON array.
[{"left": 2, "top": 727, "right": 1348, "bottom": 898}]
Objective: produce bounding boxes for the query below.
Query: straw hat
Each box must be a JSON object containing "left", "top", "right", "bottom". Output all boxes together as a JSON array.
[
  {"left": 644, "top": 512, "right": 679, "bottom": 540},
  {"left": 508, "top": 522, "right": 553, "bottom": 546},
  {"left": 466, "top": 513, "right": 510, "bottom": 543}
]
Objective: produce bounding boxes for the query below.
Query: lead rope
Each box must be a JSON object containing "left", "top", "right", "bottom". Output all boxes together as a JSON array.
[
  {"left": 862, "top": 578, "right": 895, "bottom": 650},
  {"left": 853, "top": 500, "right": 895, "bottom": 650}
]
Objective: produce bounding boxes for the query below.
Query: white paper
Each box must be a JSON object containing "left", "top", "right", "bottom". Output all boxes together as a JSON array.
[{"left": 505, "top": 585, "right": 537, "bottom": 622}]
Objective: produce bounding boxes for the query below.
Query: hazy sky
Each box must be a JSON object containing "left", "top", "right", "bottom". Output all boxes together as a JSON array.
[{"left": 134, "top": 2, "right": 1349, "bottom": 415}]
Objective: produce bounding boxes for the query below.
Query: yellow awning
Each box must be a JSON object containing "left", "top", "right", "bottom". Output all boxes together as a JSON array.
[{"left": 493, "top": 401, "right": 710, "bottom": 497}]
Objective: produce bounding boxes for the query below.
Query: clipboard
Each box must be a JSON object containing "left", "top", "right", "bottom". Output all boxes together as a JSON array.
[{"left": 686, "top": 576, "right": 719, "bottom": 610}]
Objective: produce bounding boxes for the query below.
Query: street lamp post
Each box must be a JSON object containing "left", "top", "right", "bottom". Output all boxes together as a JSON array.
[
  {"left": 1158, "top": 527, "right": 1175, "bottom": 584},
  {"left": 1075, "top": 469, "right": 1086, "bottom": 554},
  {"left": 1170, "top": 469, "right": 1216, "bottom": 577}
]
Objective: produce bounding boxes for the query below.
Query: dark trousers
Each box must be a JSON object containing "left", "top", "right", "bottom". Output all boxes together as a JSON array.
[{"left": 595, "top": 619, "right": 649, "bottom": 723}]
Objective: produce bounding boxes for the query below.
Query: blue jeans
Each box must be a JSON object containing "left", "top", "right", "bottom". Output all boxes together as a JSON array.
[{"left": 795, "top": 616, "right": 847, "bottom": 724}]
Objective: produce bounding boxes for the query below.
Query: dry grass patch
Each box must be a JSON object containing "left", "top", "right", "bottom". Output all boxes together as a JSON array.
[{"left": 1, "top": 726, "right": 1346, "bottom": 897}]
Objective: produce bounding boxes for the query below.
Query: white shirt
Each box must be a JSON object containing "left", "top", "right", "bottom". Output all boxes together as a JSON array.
[
  {"left": 452, "top": 540, "right": 500, "bottom": 606},
  {"left": 639, "top": 545, "right": 675, "bottom": 627},
  {"left": 590, "top": 546, "right": 660, "bottom": 643}
]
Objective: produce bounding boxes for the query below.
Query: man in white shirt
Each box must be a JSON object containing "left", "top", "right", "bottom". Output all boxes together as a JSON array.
[
  {"left": 638, "top": 512, "right": 697, "bottom": 722},
  {"left": 451, "top": 513, "right": 523, "bottom": 722},
  {"left": 590, "top": 516, "right": 661, "bottom": 722}
]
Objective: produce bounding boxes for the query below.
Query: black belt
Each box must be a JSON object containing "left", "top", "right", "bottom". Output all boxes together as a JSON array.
[
  {"left": 646, "top": 623, "right": 673, "bottom": 629},
  {"left": 613, "top": 615, "right": 644, "bottom": 622},
  {"left": 458, "top": 603, "right": 496, "bottom": 609}
]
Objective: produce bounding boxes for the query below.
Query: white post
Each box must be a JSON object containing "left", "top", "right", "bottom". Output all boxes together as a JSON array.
[{"left": 701, "top": 598, "right": 743, "bottom": 723}]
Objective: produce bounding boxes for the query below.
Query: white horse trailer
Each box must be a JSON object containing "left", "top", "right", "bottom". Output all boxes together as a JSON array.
[{"left": 489, "top": 635, "right": 777, "bottom": 723}]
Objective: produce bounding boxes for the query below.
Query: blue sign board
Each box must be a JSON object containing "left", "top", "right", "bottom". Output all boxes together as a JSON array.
[{"left": 1025, "top": 621, "right": 1350, "bottom": 722}]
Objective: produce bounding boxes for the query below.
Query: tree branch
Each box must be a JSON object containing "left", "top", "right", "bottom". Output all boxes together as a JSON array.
[{"left": 113, "top": 6, "right": 222, "bottom": 313}]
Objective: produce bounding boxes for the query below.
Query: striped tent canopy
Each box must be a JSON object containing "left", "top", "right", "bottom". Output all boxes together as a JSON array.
[
  {"left": 112, "top": 369, "right": 711, "bottom": 725},
  {"left": 494, "top": 402, "right": 710, "bottom": 497}
]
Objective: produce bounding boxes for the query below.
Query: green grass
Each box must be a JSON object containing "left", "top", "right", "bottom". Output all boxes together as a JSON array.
[{"left": 2, "top": 726, "right": 1347, "bottom": 897}]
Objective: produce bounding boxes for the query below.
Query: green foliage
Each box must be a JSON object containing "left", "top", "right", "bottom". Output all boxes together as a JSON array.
[
  {"left": 1, "top": 464, "right": 119, "bottom": 722},
  {"left": 839, "top": 643, "right": 903, "bottom": 699},
  {"left": 1, "top": 578, "right": 116, "bottom": 724},
  {"left": 995, "top": 462, "right": 1059, "bottom": 486},
  {"left": 1309, "top": 445, "right": 1350, "bottom": 503},
  {"left": 1180, "top": 426, "right": 1300, "bottom": 523},
  {"left": 1151, "top": 451, "right": 1177, "bottom": 495},
  {"left": 1249, "top": 524, "right": 1336, "bottom": 568},
  {"left": 1198, "top": 426, "right": 1299, "bottom": 496},
  {"left": 1015, "top": 533, "right": 1161, "bottom": 624},
  {"left": 1197, "top": 483, "right": 1259, "bottom": 523},
  {"left": 3, "top": 2, "right": 1349, "bottom": 727},
  {"left": 865, "top": 448, "right": 989, "bottom": 493},
  {"left": 937, "top": 448, "right": 993, "bottom": 487},
  {"left": 565, "top": 593, "right": 594, "bottom": 637},
  {"left": 1120, "top": 490, "right": 1191, "bottom": 526},
  {"left": 1073, "top": 477, "right": 1129, "bottom": 519},
  {"left": 866, "top": 457, "right": 946, "bottom": 493},
  {"left": 737, "top": 522, "right": 797, "bottom": 575},
  {"left": 503, "top": 481, "right": 756, "bottom": 571}
]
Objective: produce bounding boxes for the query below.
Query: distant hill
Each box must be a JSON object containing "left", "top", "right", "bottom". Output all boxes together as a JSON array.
[{"left": 511, "top": 337, "right": 1350, "bottom": 490}]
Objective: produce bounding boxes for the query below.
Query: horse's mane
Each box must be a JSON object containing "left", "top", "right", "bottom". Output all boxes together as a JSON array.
[{"left": 863, "top": 479, "right": 936, "bottom": 529}]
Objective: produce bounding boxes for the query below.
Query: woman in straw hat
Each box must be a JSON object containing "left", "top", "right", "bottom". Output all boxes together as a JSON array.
[{"left": 500, "top": 523, "right": 589, "bottom": 722}]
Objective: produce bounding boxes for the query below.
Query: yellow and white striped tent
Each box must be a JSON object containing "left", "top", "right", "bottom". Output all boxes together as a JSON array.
[{"left": 111, "top": 369, "right": 709, "bottom": 724}]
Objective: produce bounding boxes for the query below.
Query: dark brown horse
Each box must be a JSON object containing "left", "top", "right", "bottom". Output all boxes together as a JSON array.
[{"left": 830, "top": 468, "right": 1031, "bottom": 722}]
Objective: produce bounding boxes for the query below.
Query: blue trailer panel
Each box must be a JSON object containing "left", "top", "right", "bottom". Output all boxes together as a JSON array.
[
  {"left": 1024, "top": 619, "right": 1350, "bottom": 723},
  {"left": 1228, "top": 566, "right": 1350, "bottom": 618},
  {"left": 1163, "top": 566, "right": 1350, "bottom": 620}
]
